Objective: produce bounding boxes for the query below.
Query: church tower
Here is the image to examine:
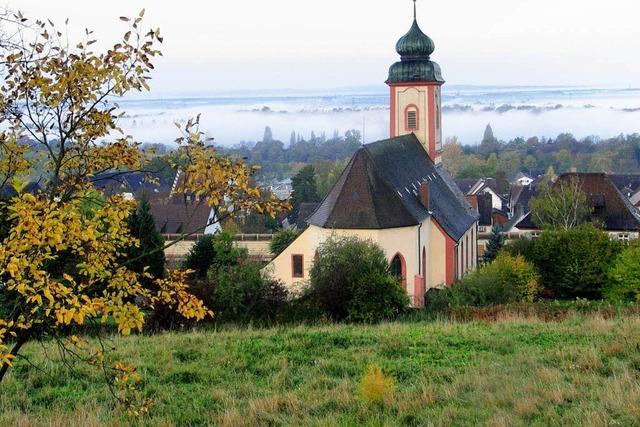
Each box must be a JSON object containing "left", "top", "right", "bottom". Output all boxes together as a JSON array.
[{"left": 387, "top": 0, "right": 444, "bottom": 165}]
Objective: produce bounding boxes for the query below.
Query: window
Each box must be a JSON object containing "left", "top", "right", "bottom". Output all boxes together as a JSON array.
[
  {"left": 406, "top": 109, "right": 418, "bottom": 130},
  {"left": 617, "top": 233, "right": 630, "bottom": 244},
  {"left": 292, "top": 254, "right": 304, "bottom": 278},
  {"left": 390, "top": 254, "right": 406, "bottom": 286}
]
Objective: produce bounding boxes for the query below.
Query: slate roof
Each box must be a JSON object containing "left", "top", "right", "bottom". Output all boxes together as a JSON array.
[
  {"left": 516, "top": 173, "right": 640, "bottom": 231},
  {"left": 295, "top": 202, "right": 320, "bottom": 230},
  {"left": 307, "top": 134, "right": 477, "bottom": 241},
  {"left": 455, "top": 179, "right": 479, "bottom": 195}
]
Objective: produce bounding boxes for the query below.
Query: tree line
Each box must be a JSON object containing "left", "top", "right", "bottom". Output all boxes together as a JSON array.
[{"left": 443, "top": 124, "right": 640, "bottom": 180}]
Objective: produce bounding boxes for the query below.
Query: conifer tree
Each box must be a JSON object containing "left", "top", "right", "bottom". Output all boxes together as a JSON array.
[
  {"left": 289, "top": 165, "right": 320, "bottom": 223},
  {"left": 483, "top": 225, "right": 505, "bottom": 263},
  {"left": 128, "top": 198, "right": 166, "bottom": 282}
]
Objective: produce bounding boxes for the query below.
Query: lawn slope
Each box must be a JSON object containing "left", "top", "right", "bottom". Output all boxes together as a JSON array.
[{"left": 1, "top": 314, "right": 639, "bottom": 426}]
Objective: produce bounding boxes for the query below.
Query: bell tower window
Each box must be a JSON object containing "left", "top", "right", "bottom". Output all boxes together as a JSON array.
[{"left": 405, "top": 106, "right": 419, "bottom": 131}]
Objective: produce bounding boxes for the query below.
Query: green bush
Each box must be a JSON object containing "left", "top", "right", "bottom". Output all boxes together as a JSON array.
[
  {"left": 426, "top": 253, "right": 541, "bottom": 311},
  {"left": 270, "top": 229, "right": 300, "bottom": 256},
  {"left": 307, "top": 236, "right": 408, "bottom": 323},
  {"left": 525, "top": 225, "right": 621, "bottom": 299},
  {"left": 211, "top": 263, "right": 289, "bottom": 324},
  {"left": 604, "top": 244, "right": 640, "bottom": 303}
]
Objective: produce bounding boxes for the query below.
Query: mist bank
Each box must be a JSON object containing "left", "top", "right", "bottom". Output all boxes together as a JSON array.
[{"left": 116, "top": 86, "right": 640, "bottom": 146}]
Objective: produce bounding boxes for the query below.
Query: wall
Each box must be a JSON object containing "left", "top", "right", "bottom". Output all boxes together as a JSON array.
[{"left": 264, "top": 224, "right": 424, "bottom": 300}]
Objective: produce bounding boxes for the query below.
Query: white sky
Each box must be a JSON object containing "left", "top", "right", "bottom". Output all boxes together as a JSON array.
[{"left": 9, "top": 0, "right": 640, "bottom": 96}]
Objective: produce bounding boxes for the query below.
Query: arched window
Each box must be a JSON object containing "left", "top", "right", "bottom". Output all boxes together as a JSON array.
[
  {"left": 390, "top": 253, "right": 406, "bottom": 287},
  {"left": 405, "top": 105, "right": 419, "bottom": 131}
]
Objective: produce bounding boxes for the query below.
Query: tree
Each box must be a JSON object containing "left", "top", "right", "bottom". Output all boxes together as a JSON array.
[
  {"left": 289, "top": 165, "right": 320, "bottom": 223},
  {"left": 308, "top": 236, "right": 408, "bottom": 322},
  {"left": 479, "top": 124, "right": 500, "bottom": 156},
  {"left": 270, "top": 229, "right": 300, "bottom": 256},
  {"left": 529, "top": 176, "right": 591, "bottom": 230},
  {"left": 0, "top": 10, "right": 287, "bottom": 410},
  {"left": 604, "top": 244, "right": 640, "bottom": 303},
  {"left": 127, "top": 198, "right": 166, "bottom": 283},
  {"left": 483, "top": 226, "right": 505, "bottom": 263},
  {"left": 182, "top": 235, "right": 217, "bottom": 279},
  {"left": 442, "top": 137, "right": 465, "bottom": 178},
  {"left": 263, "top": 126, "right": 273, "bottom": 143}
]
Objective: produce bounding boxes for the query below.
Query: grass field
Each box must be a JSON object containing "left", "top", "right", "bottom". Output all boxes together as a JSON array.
[{"left": 1, "top": 311, "right": 639, "bottom": 426}]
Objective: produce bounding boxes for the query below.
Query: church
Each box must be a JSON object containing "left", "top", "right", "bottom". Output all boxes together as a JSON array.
[{"left": 265, "top": 3, "right": 479, "bottom": 307}]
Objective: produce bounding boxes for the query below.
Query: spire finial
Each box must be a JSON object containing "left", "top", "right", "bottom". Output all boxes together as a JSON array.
[{"left": 413, "top": 0, "right": 417, "bottom": 20}]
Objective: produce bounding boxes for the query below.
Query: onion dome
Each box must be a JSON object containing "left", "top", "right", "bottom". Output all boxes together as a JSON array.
[
  {"left": 395, "top": 19, "right": 435, "bottom": 60},
  {"left": 387, "top": 7, "right": 444, "bottom": 85}
]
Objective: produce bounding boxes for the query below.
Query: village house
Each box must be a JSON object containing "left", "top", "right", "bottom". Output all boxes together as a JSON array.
[
  {"left": 265, "top": 6, "right": 478, "bottom": 307},
  {"left": 512, "top": 173, "right": 640, "bottom": 241}
]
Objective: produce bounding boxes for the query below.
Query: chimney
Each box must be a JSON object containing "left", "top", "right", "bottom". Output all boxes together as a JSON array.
[
  {"left": 419, "top": 182, "right": 430, "bottom": 211},
  {"left": 466, "top": 195, "right": 479, "bottom": 213}
]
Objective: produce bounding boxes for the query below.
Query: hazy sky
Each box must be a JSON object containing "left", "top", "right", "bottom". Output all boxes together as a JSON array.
[{"left": 9, "top": 0, "right": 640, "bottom": 96}]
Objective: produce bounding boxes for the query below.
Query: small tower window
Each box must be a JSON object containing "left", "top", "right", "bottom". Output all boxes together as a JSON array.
[{"left": 406, "top": 108, "right": 418, "bottom": 130}]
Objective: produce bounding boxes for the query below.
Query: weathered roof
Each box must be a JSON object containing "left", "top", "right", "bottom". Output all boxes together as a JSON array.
[
  {"left": 608, "top": 174, "right": 640, "bottom": 198},
  {"left": 308, "top": 134, "right": 477, "bottom": 241},
  {"left": 516, "top": 173, "right": 640, "bottom": 231},
  {"left": 150, "top": 198, "right": 213, "bottom": 235}
]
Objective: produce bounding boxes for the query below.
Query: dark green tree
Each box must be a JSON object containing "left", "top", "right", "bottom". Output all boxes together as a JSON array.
[
  {"left": 270, "top": 229, "right": 300, "bottom": 256},
  {"left": 182, "top": 232, "right": 247, "bottom": 280},
  {"left": 483, "top": 225, "right": 505, "bottom": 263},
  {"left": 182, "top": 235, "right": 217, "bottom": 279},
  {"left": 127, "top": 198, "right": 165, "bottom": 282},
  {"left": 289, "top": 165, "right": 320, "bottom": 223}
]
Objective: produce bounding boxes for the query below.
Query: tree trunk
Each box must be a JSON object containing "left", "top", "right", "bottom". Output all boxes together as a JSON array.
[{"left": 0, "top": 335, "right": 28, "bottom": 384}]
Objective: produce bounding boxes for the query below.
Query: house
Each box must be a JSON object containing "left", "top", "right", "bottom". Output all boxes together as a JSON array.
[
  {"left": 514, "top": 172, "right": 534, "bottom": 186},
  {"left": 514, "top": 173, "right": 640, "bottom": 241},
  {"left": 265, "top": 6, "right": 479, "bottom": 307},
  {"left": 456, "top": 177, "right": 509, "bottom": 212},
  {"left": 150, "top": 170, "right": 222, "bottom": 237}
]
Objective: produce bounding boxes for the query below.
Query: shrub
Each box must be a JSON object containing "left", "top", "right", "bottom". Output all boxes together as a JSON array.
[
  {"left": 270, "top": 229, "right": 300, "bottom": 256},
  {"left": 211, "top": 263, "right": 289, "bottom": 324},
  {"left": 360, "top": 364, "right": 395, "bottom": 405},
  {"left": 604, "top": 244, "right": 640, "bottom": 303},
  {"left": 308, "top": 236, "right": 408, "bottom": 322},
  {"left": 426, "top": 253, "right": 541, "bottom": 311},
  {"left": 526, "top": 225, "right": 621, "bottom": 299}
]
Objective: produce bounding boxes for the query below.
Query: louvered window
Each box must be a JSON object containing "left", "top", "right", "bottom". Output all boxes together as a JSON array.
[{"left": 407, "top": 110, "right": 418, "bottom": 130}]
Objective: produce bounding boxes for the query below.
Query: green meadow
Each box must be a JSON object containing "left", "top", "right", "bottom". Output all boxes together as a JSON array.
[{"left": 1, "top": 311, "right": 639, "bottom": 426}]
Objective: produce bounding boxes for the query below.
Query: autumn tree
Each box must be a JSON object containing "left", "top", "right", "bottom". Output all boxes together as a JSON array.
[
  {"left": 529, "top": 175, "right": 591, "bottom": 230},
  {"left": 0, "top": 10, "right": 286, "bottom": 413}
]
